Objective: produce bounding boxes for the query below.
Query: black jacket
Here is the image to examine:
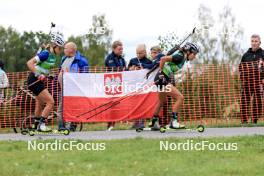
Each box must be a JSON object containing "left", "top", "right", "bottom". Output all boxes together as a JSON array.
[
  {"left": 239, "top": 48, "right": 264, "bottom": 83},
  {"left": 128, "top": 57, "right": 153, "bottom": 69},
  {"left": 241, "top": 48, "right": 264, "bottom": 63},
  {"left": 105, "top": 52, "right": 126, "bottom": 68}
]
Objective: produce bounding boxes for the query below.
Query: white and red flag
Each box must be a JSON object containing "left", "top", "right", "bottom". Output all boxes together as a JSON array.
[{"left": 63, "top": 69, "right": 159, "bottom": 122}]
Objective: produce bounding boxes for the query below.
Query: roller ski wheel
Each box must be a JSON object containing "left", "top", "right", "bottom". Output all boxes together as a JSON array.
[
  {"left": 197, "top": 125, "right": 205, "bottom": 133},
  {"left": 28, "top": 130, "right": 35, "bottom": 136},
  {"left": 21, "top": 129, "right": 28, "bottom": 135},
  {"left": 160, "top": 126, "right": 166, "bottom": 133},
  {"left": 63, "top": 129, "right": 70, "bottom": 135},
  {"left": 65, "top": 122, "right": 83, "bottom": 132},
  {"left": 136, "top": 128, "right": 143, "bottom": 132}
]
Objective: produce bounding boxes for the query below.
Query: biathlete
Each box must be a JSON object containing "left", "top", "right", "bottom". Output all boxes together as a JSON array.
[
  {"left": 26, "top": 31, "right": 65, "bottom": 132},
  {"left": 148, "top": 42, "right": 199, "bottom": 129}
]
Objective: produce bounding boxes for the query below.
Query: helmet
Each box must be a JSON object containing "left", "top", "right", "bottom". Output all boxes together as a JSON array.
[
  {"left": 50, "top": 31, "right": 65, "bottom": 47},
  {"left": 182, "top": 42, "right": 199, "bottom": 54}
]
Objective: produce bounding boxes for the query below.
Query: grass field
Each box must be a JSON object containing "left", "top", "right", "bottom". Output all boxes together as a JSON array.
[{"left": 0, "top": 135, "right": 264, "bottom": 176}]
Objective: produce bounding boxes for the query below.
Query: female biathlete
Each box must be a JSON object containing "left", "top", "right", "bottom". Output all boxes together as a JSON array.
[
  {"left": 149, "top": 42, "right": 199, "bottom": 129},
  {"left": 27, "top": 31, "right": 65, "bottom": 132}
]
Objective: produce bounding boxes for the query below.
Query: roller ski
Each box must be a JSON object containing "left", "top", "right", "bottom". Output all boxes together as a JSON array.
[
  {"left": 159, "top": 120, "right": 205, "bottom": 133},
  {"left": 21, "top": 117, "right": 70, "bottom": 136},
  {"left": 136, "top": 117, "right": 161, "bottom": 132},
  {"left": 136, "top": 118, "right": 205, "bottom": 133},
  {"left": 21, "top": 128, "right": 70, "bottom": 136}
]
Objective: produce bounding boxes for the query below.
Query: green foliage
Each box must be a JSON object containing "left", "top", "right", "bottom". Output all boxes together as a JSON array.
[
  {"left": 0, "top": 26, "right": 50, "bottom": 72},
  {"left": 0, "top": 14, "right": 113, "bottom": 72},
  {"left": 0, "top": 136, "right": 264, "bottom": 176},
  {"left": 68, "top": 14, "right": 113, "bottom": 66},
  {"left": 176, "top": 64, "right": 241, "bottom": 120},
  {"left": 158, "top": 4, "right": 244, "bottom": 65},
  {"left": 158, "top": 31, "right": 180, "bottom": 52}
]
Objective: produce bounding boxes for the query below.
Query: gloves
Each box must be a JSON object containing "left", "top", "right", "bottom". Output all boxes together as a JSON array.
[
  {"left": 159, "top": 74, "right": 166, "bottom": 84},
  {"left": 157, "top": 71, "right": 168, "bottom": 84},
  {"left": 158, "top": 73, "right": 164, "bottom": 80},
  {"left": 35, "top": 72, "right": 46, "bottom": 81},
  {"left": 37, "top": 74, "right": 46, "bottom": 81}
]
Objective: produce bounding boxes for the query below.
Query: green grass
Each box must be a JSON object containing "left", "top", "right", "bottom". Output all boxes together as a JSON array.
[{"left": 0, "top": 136, "right": 264, "bottom": 176}]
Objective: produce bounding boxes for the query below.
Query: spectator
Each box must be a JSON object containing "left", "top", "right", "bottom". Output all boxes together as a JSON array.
[
  {"left": 150, "top": 45, "right": 165, "bottom": 68},
  {"left": 239, "top": 34, "right": 264, "bottom": 124},
  {"left": 105, "top": 40, "right": 126, "bottom": 131},
  {"left": 105, "top": 40, "right": 126, "bottom": 71},
  {"left": 128, "top": 44, "right": 152, "bottom": 129},
  {"left": 58, "top": 42, "right": 89, "bottom": 130},
  {"left": 128, "top": 44, "right": 152, "bottom": 70},
  {"left": 0, "top": 60, "right": 9, "bottom": 102}
]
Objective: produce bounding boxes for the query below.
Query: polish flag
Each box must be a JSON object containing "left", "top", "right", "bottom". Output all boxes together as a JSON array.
[{"left": 63, "top": 69, "right": 159, "bottom": 122}]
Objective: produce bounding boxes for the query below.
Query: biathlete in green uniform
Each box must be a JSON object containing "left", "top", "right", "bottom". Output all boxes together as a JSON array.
[
  {"left": 27, "top": 31, "right": 65, "bottom": 132},
  {"left": 149, "top": 42, "right": 199, "bottom": 129}
]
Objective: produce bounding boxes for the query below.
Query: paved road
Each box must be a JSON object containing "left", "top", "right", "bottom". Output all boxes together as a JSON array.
[{"left": 0, "top": 127, "right": 263, "bottom": 141}]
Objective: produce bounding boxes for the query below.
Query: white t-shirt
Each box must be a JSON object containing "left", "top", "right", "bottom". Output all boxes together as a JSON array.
[
  {"left": 0, "top": 68, "right": 8, "bottom": 89},
  {"left": 58, "top": 57, "right": 74, "bottom": 86},
  {"left": 61, "top": 57, "right": 74, "bottom": 72},
  {"left": 0, "top": 68, "right": 9, "bottom": 101}
]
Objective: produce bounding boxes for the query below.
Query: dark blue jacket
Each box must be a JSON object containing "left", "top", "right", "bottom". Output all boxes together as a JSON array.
[
  {"left": 60, "top": 51, "right": 89, "bottom": 73},
  {"left": 128, "top": 57, "right": 153, "bottom": 69},
  {"left": 105, "top": 52, "right": 126, "bottom": 69},
  {"left": 152, "top": 53, "right": 165, "bottom": 68}
]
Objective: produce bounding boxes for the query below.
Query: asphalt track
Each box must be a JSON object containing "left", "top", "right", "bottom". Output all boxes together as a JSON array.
[{"left": 0, "top": 127, "right": 263, "bottom": 141}]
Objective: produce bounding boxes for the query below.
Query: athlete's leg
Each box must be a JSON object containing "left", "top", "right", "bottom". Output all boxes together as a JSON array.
[
  {"left": 153, "top": 92, "right": 168, "bottom": 115},
  {"left": 35, "top": 89, "right": 54, "bottom": 131},
  {"left": 167, "top": 84, "right": 185, "bottom": 128},
  {"left": 37, "top": 89, "right": 54, "bottom": 118},
  {"left": 35, "top": 96, "right": 44, "bottom": 117}
]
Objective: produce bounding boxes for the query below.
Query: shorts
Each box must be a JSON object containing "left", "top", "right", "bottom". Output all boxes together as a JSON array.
[
  {"left": 154, "top": 71, "right": 170, "bottom": 90},
  {"left": 27, "top": 72, "right": 45, "bottom": 96}
]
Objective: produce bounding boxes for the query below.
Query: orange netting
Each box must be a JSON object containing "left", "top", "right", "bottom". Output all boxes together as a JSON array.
[{"left": 0, "top": 61, "right": 263, "bottom": 129}]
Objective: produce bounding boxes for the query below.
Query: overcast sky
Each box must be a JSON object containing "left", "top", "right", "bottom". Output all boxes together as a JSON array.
[{"left": 0, "top": 0, "right": 264, "bottom": 60}]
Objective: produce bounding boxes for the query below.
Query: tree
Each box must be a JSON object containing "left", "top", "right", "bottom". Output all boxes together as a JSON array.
[
  {"left": 218, "top": 6, "right": 244, "bottom": 65},
  {"left": 69, "top": 14, "right": 113, "bottom": 66},
  {"left": 158, "top": 4, "right": 244, "bottom": 65},
  {"left": 86, "top": 14, "right": 113, "bottom": 66},
  {"left": 158, "top": 31, "right": 180, "bottom": 52},
  {"left": 192, "top": 4, "right": 218, "bottom": 64},
  {"left": 0, "top": 26, "right": 22, "bottom": 72},
  {"left": 19, "top": 31, "right": 50, "bottom": 71},
  {"left": 193, "top": 4, "right": 244, "bottom": 65},
  {"left": 0, "top": 26, "right": 51, "bottom": 72},
  {"left": 0, "top": 14, "right": 113, "bottom": 72}
]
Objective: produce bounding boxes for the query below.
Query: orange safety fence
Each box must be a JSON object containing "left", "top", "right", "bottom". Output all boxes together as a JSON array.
[{"left": 0, "top": 61, "right": 263, "bottom": 130}]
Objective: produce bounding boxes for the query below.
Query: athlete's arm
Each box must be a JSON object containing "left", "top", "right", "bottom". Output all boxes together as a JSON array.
[
  {"left": 159, "top": 56, "right": 172, "bottom": 70},
  {"left": 27, "top": 57, "right": 38, "bottom": 73},
  {"left": 27, "top": 50, "right": 49, "bottom": 74}
]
